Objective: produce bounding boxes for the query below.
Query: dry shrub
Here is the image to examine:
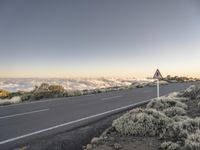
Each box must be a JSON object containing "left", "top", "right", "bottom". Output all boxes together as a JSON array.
[
  {"left": 26, "top": 83, "right": 67, "bottom": 100},
  {"left": 112, "top": 108, "right": 172, "bottom": 136},
  {"left": 181, "top": 85, "right": 200, "bottom": 100},
  {"left": 163, "top": 118, "right": 200, "bottom": 144},
  {"left": 185, "top": 130, "right": 200, "bottom": 150},
  {"left": 0, "top": 96, "right": 22, "bottom": 106},
  {"left": 167, "top": 92, "right": 189, "bottom": 102},
  {"left": 163, "top": 107, "right": 186, "bottom": 118},
  {"left": 172, "top": 116, "right": 190, "bottom": 122},
  {"left": 147, "top": 98, "right": 188, "bottom": 111}
]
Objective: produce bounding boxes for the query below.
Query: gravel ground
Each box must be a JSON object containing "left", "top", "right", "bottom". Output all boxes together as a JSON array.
[{"left": 86, "top": 127, "right": 160, "bottom": 150}]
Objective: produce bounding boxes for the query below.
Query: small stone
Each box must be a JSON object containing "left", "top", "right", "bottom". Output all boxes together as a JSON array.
[
  {"left": 114, "top": 143, "right": 122, "bottom": 150},
  {"left": 82, "top": 145, "right": 86, "bottom": 149},
  {"left": 16, "top": 146, "right": 29, "bottom": 150},
  {"left": 91, "top": 137, "right": 102, "bottom": 145},
  {"left": 103, "top": 136, "right": 108, "bottom": 140},
  {"left": 86, "top": 144, "right": 92, "bottom": 150}
]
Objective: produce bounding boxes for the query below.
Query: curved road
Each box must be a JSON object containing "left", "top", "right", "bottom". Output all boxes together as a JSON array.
[{"left": 0, "top": 82, "right": 198, "bottom": 149}]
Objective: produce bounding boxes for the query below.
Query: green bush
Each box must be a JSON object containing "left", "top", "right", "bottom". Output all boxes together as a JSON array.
[
  {"left": 9, "top": 91, "right": 24, "bottom": 98},
  {"left": 185, "top": 130, "right": 200, "bottom": 150},
  {"left": 163, "top": 107, "right": 186, "bottom": 118},
  {"left": 20, "top": 93, "right": 33, "bottom": 101},
  {"left": 147, "top": 98, "right": 188, "bottom": 111},
  {"left": 160, "top": 141, "right": 181, "bottom": 150},
  {"left": 112, "top": 108, "right": 172, "bottom": 136}
]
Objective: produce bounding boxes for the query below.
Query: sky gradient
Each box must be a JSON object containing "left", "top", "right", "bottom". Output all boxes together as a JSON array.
[{"left": 0, "top": 0, "right": 200, "bottom": 78}]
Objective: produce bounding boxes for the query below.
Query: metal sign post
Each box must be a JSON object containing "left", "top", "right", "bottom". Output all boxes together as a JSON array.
[
  {"left": 157, "top": 79, "right": 159, "bottom": 98},
  {"left": 153, "top": 69, "right": 163, "bottom": 99}
]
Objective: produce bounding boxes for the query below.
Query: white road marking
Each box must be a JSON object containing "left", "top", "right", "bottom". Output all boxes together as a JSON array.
[
  {"left": 0, "top": 99, "right": 152, "bottom": 145},
  {"left": 101, "top": 95, "right": 122, "bottom": 101},
  {"left": 0, "top": 109, "right": 49, "bottom": 119}
]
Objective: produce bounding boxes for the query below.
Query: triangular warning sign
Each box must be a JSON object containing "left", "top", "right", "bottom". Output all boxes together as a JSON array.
[{"left": 153, "top": 69, "right": 163, "bottom": 79}]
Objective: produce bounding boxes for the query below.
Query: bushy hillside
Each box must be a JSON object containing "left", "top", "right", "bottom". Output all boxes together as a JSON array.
[{"left": 85, "top": 84, "right": 200, "bottom": 150}]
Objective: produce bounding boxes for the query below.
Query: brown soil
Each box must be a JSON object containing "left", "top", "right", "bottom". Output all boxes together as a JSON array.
[{"left": 91, "top": 127, "right": 160, "bottom": 150}]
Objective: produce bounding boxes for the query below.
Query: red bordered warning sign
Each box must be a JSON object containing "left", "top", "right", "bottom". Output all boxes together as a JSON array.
[{"left": 153, "top": 69, "right": 163, "bottom": 79}]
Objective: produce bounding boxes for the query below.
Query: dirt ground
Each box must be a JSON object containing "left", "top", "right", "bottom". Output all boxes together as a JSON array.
[{"left": 88, "top": 127, "right": 160, "bottom": 150}]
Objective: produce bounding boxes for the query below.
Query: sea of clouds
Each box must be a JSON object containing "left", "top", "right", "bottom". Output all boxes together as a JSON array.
[{"left": 0, "top": 78, "right": 155, "bottom": 92}]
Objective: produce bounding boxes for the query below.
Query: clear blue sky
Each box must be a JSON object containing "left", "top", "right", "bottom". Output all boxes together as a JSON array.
[{"left": 0, "top": 0, "right": 200, "bottom": 78}]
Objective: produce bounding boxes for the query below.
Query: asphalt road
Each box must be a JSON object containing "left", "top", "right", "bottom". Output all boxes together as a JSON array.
[{"left": 0, "top": 82, "right": 198, "bottom": 149}]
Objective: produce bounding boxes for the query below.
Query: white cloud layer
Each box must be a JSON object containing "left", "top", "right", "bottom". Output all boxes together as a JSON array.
[{"left": 0, "top": 78, "right": 155, "bottom": 92}]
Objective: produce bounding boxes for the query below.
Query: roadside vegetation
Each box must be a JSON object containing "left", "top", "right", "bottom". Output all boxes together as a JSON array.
[
  {"left": 0, "top": 80, "right": 168, "bottom": 106},
  {"left": 0, "top": 75, "right": 198, "bottom": 106},
  {"left": 163, "top": 75, "right": 199, "bottom": 83},
  {"left": 0, "top": 89, "right": 11, "bottom": 98},
  {"left": 84, "top": 84, "right": 200, "bottom": 150}
]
